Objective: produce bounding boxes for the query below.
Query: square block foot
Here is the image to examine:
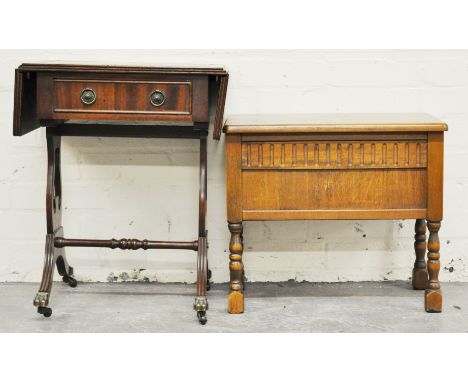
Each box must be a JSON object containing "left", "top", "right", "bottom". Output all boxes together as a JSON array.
[
  {"left": 425, "top": 289, "right": 442, "bottom": 313},
  {"left": 412, "top": 269, "right": 429, "bottom": 290},
  {"left": 228, "top": 291, "right": 244, "bottom": 314}
]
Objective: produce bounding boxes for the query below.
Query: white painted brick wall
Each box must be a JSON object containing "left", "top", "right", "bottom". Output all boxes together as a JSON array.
[{"left": 1, "top": 49, "right": 467, "bottom": 284}]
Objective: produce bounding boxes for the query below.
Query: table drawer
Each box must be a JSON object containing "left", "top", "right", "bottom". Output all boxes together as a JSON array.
[
  {"left": 54, "top": 78, "right": 191, "bottom": 115},
  {"left": 36, "top": 73, "right": 201, "bottom": 123}
]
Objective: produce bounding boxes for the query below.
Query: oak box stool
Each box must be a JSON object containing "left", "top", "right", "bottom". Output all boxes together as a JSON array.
[{"left": 224, "top": 114, "right": 447, "bottom": 314}]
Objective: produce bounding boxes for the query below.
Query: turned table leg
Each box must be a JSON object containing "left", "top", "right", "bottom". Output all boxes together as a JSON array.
[
  {"left": 228, "top": 222, "right": 244, "bottom": 313},
  {"left": 412, "top": 219, "right": 428, "bottom": 290},
  {"left": 425, "top": 220, "right": 442, "bottom": 313},
  {"left": 193, "top": 132, "right": 209, "bottom": 325},
  {"left": 34, "top": 130, "right": 76, "bottom": 318}
]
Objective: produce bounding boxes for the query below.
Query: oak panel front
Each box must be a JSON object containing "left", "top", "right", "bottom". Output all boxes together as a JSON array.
[
  {"left": 242, "top": 141, "right": 428, "bottom": 170},
  {"left": 241, "top": 169, "right": 427, "bottom": 219}
]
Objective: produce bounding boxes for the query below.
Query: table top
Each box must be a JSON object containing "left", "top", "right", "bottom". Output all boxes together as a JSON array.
[
  {"left": 14, "top": 63, "right": 229, "bottom": 139},
  {"left": 17, "top": 63, "right": 228, "bottom": 76},
  {"left": 224, "top": 113, "right": 448, "bottom": 134}
]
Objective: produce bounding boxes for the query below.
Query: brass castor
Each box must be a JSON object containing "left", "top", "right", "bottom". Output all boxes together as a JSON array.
[
  {"left": 197, "top": 311, "right": 207, "bottom": 325},
  {"left": 62, "top": 275, "right": 77, "bottom": 288},
  {"left": 38, "top": 307, "right": 52, "bottom": 317}
]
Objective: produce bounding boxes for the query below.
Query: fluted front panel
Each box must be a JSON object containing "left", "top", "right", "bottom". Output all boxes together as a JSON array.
[{"left": 241, "top": 141, "right": 427, "bottom": 170}]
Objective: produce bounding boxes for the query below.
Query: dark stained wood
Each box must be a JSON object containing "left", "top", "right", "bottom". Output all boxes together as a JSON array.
[
  {"left": 13, "top": 70, "right": 38, "bottom": 136},
  {"left": 14, "top": 64, "right": 227, "bottom": 324},
  {"left": 412, "top": 219, "right": 428, "bottom": 290},
  {"left": 213, "top": 74, "right": 229, "bottom": 140},
  {"left": 46, "top": 132, "right": 62, "bottom": 234},
  {"left": 37, "top": 73, "right": 201, "bottom": 122},
  {"left": 54, "top": 237, "right": 198, "bottom": 251},
  {"left": 195, "top": 133, "right": 209, "bottom": 319},
  {"left": 192, "top": 77, "right": 210, "bottom": 122},
  {"left": 53, "top": 79, "right": 192, "bottom": 115},
  {"left": 199, "top": 134, "right": 208, "bottom": 237},
  {"left": 196, "top": 236, "right": 208, "bottom": 296},
  {"left": 51, "top": 123, "right": 207, "bottom": 139},
  {"left": 17, "top": 63, "right": 227, "bottom": 75},
  {"left": 33, "top": 130, "right": 75, "bottom": 315},
  {"left": 224, "top": 114, "right": 447, "bottom": 314},
  {"left": 14, "top": 64, "right": 228, "bottom": 139}
]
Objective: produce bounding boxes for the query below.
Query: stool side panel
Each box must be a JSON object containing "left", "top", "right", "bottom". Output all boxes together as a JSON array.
[
  {"left": 427, "top": 132, "right": 444, "bottom": 221},
  {"left": 226, "top": 134, "right": 243, "bottom": 222}
]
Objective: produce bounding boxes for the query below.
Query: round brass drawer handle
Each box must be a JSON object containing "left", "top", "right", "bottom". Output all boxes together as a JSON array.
[
  {"left": 80, "top": 88, "right": 96, "bottom": 105},
  {"left": 149, "top": 90, "right": 165, "bottom": 107}
]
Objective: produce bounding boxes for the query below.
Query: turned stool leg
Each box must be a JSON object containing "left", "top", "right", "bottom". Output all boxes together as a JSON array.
[
  {"left": 412, "top": 219, "right": 428, "bottom": 290},
  {"left": 228, "top": 222, "right": 244, "bottom": 313},
  {"left": 241, "top": 229, "right": 246, "bottom": 290},
  {"left": 425, "top": 220, "right": 442, "bottom": 313}
]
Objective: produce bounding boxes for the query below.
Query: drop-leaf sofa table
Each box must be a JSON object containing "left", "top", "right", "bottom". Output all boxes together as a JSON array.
[
  {"left": 13, "top": 63, "right": 228, "bottom": 325},
  {"left": 224, "top": 114, "right": 447, "bottom": 314}
]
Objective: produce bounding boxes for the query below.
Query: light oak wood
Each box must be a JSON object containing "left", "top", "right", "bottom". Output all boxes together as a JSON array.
[
  {"left": 242, "top": 169, "right": 426, "bottom": 214},
  {"left": 427, "top": 132, "right": 444, "bottom": 221},
  {"left": 242, "top": 133, "right": 428, "bottom": 142},
  {"left": 224, "top": 113, "right": 448, "bottom": 134},
  {"left": 224, "top": 113, "right": 447, "bottom": 314},
  {"left": 228, "top": 222, "right": 244, "bottom": 313},
  {"left": 243, "top": 209, "right": 427, "bottom": 220},
  {"left": 226, "top": 135, "right": 243, "bottom": 223},
  {"left": 426, "top": 220, "right": 442, "bottom": 312},
  {"left": 242, "top": 140, "right": 427, "bottom": 170}
]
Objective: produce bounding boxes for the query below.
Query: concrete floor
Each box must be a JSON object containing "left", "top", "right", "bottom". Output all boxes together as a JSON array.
[{"left": 0, "top": 281, "right": 467, "bottom": 332}]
